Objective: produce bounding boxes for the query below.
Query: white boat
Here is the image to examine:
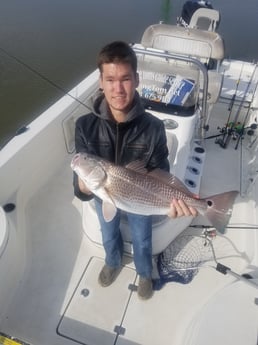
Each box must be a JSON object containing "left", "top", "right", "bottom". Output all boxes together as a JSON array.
[{"left": 1, "top": 2, "right": 258, "bottom": 344}]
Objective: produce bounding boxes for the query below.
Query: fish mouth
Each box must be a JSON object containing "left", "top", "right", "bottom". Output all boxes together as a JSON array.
[{"left": 71, "top": 153, "right": 81, "bottom": 170}]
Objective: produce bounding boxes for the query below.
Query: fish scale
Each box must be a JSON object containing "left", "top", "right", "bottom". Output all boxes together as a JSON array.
[
  {"left": 104, "top": 164, "right": 206, "bottom": 214},
  {"left": 71, "top": 153, "right": 238, "bottom": 232}
]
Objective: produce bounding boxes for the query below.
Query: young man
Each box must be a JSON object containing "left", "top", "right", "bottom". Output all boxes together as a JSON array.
[{"left": 73, "top": 41, "right": 197, "bottom": 300}]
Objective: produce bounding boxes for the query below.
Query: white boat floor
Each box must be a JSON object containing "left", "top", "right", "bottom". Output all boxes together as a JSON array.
[
  {"left": 1, "top": 106, "right": 258, "bottom": 345},
  {"left": 57, "top": 256, "right": 137, "bottom": 345}
]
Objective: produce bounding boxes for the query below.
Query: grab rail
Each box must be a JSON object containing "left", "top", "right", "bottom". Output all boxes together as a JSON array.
[{"left": 0, "top": 207, "right": 8, "bottom": 258}]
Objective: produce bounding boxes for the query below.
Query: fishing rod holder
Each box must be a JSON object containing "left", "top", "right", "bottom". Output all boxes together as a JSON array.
[
  {"left": 215, "top": 123, "right": 258, "bottom": 149},
  {"left": 216, "top": 262, "right": 258, "bottom": 289}
]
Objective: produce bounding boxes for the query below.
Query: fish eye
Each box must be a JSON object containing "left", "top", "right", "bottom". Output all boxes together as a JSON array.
[{"left": 207, "top": 200, "right": 213, "bottom": 207}]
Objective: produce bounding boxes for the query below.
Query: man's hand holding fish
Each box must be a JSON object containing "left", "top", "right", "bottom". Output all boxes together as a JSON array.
[{"left": 169, "top": 198, "right": 198, "bottom": 218}]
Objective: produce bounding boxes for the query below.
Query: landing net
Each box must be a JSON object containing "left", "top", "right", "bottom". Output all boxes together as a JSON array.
[{"left": 153, "top": 234, "right": 214, "bottom": 290}]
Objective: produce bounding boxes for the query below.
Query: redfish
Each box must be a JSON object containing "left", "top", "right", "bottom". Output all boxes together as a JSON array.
[{"left": 71, "top": 152, "right": 238, "bottom": 232}]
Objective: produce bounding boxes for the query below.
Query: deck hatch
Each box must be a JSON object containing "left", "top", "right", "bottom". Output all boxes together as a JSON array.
[{"left": 57, "top": 257, "right": 136, "bottom": 345}]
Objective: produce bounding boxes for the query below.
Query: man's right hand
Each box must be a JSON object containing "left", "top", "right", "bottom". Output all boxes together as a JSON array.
[{"left": 169, "top": 199, "right": 198, "bottom": 218}]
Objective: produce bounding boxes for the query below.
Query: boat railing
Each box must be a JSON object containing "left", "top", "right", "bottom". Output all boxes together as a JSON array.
[
  {"left": 0, "top": 207, "right": 8, "bottom": 259},
  {"left": 133, "top": 46, "right": 209, "bottom": 140}
]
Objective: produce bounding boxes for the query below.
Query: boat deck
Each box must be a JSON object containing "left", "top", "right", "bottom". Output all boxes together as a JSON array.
[{"left": 1, "top": 93, "right": 258, "bottom": 345}]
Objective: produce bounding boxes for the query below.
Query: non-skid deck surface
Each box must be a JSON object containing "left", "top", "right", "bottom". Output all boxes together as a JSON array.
[
  {"left": 57, "top": 257, "right": 137, "bottom": 345},
  {"left": 184, "top": 279, "right": 258, "bottom": 345}
]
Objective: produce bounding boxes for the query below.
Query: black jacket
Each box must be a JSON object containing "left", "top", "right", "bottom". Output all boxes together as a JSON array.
[{"left": 73, "top": 91, "right": 169, "bottom": 201}]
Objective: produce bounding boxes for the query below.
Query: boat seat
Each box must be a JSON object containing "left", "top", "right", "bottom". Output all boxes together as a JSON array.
[
  {"left": 141, "top": 24, "right": 225, "bottom": 62},
  {"left": 188, "top": 8, "right": 220, "bottom": 32},
  {"left": 139, "top": 24, "right": 224, "bottom": 110}
]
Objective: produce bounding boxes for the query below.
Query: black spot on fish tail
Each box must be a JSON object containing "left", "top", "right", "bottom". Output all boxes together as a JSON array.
[{"left": 204, "top": 191, "right": 238, "bottom": 233}]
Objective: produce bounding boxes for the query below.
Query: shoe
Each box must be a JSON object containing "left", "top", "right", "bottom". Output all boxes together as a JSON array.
[
  {"left": 137, "top": 277, "right": 153, "bottom": 300},
  {"left": 98, "top": 264, "right": 120, "bottom": 287}
]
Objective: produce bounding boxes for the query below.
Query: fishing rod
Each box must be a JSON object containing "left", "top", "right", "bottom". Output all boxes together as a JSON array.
[
  {"left": 205, "top": 123, "right": 257, "bottom": 141},
  {"left": 234, "top": 117, "right": 257, "bottom": 150},
  {"left": 190, "top": 224, "right": 258, "bottom": 230},
  {"left": 220, "top": 64, "right": 257, "bottom": 149},
  {"left": 0, "top": 46, "right": 92, "bottom": 112},
  {"left": 234, "top": 72, "right": 258, "bottom": 150},
  {"left": 216, "top": 62, "right": 244, "bottom": 148},
  {"left": 249, "top": 136, "right": 258, "bottom": 149}
]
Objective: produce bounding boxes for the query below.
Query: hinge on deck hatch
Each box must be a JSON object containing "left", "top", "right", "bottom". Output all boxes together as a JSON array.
[
  {"left": 114, "top": 325, "right": 126, "bottom": 336},
  {"left": 128, "top": 283, "right": 137, "bottom": 291}
]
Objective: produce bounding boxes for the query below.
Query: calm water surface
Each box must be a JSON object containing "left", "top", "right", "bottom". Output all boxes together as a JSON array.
[{"left": 0, "top": 0, "right": 258, "bottom": 147}]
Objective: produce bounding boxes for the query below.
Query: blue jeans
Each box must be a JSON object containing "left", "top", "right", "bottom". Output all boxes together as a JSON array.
[{"left": 94, "top": 198, "right": 153, "bottom": 278}]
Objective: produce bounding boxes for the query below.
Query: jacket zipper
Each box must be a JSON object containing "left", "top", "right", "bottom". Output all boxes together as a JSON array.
[{"left": 115, "top": 123, "right": 120, "bottom": 164}]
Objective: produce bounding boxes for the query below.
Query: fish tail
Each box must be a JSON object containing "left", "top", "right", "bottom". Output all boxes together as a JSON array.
[{"left": 203, "top": 191, "right": 238, "bottom": 233}]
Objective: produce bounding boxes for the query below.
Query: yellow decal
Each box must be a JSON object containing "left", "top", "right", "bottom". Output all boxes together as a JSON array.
[{"left": 0, "top": 336, "right": 23, "bottom": 345}]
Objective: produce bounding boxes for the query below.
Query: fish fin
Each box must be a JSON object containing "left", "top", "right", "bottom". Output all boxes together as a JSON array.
[
  {"left": 99, "top": 188, "right": 117, "bottom": 222},
  {"left": 203, "top": 191, "right": 238, "bottom": 233},
  {"left": 125, "top": 160, "right": 148, "bottom": 174},
  {"left": 148, "top": 169, "right": 195, "bottom": 197},
  {"left": 102, "top": 201, "right": 117, "bottom": 222}
]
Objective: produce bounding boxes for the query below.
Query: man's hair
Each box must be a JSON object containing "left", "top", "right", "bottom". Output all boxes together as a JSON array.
[{"left": 97, "top": 41, "right": 137, "bottom": 75}]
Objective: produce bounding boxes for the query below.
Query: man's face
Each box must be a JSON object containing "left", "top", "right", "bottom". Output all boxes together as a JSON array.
[{"left": 100, "top": 62, "right": 139, "bottom": 118}]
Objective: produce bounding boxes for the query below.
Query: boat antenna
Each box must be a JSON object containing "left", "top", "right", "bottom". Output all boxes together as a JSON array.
[
  {"left": 161, "top": 0, "right": 172, "bottom": 24},
  {"left": 0, "top": 45, "right": 92, "bottom": 112}
]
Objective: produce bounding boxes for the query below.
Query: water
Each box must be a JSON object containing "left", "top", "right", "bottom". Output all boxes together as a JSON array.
[{"left": 0, "top": 0, "right": 258, "bottom": 147}]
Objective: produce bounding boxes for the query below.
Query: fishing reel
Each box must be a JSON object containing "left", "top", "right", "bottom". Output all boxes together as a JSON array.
[
  {"left": 217, "top": 121, "right": 242, "bottom": 138},
  {"left": 214, "top": 122, "right": 242, "bottom": 148},
  {"left": 245, "top": 123, "right": 258, "bottom": 136},
  {"left": 210, "top": 123, "right": 257, "bottom": 149}
]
